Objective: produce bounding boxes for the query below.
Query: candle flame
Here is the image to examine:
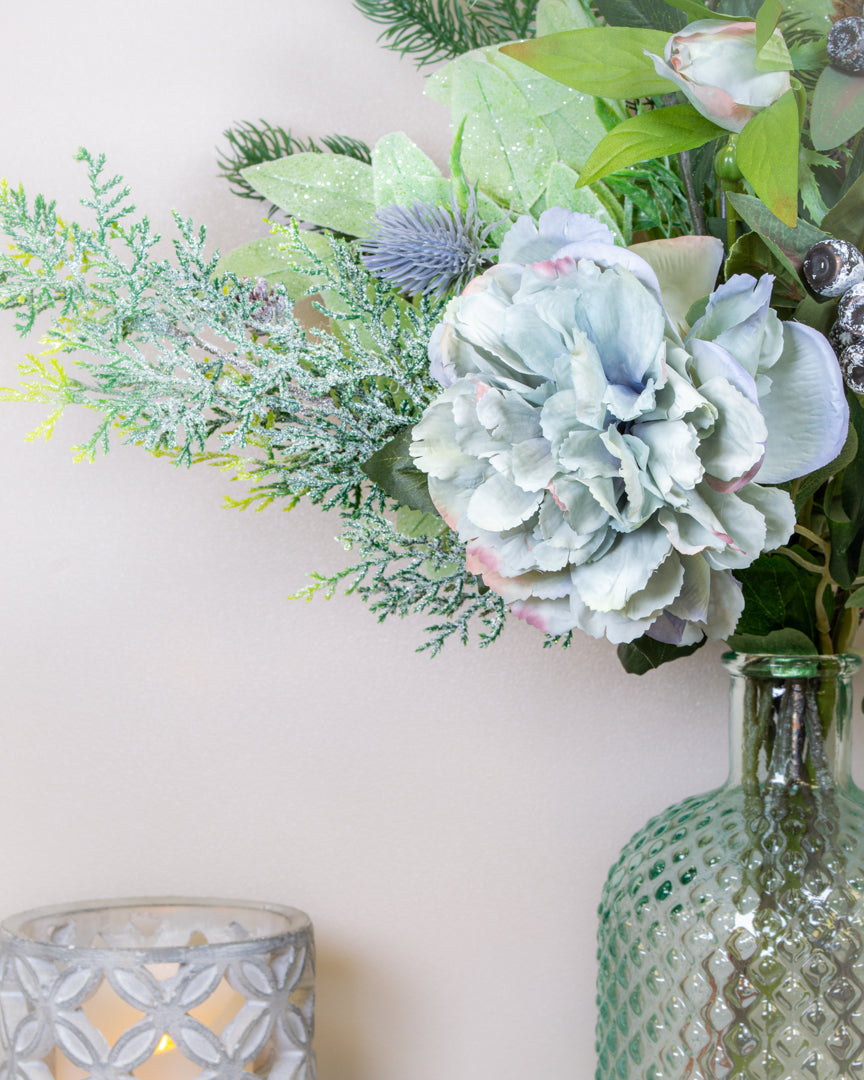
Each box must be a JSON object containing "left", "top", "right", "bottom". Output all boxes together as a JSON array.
[{"left": 155, "top": 1035, "right": 176, "bottom": 1054}]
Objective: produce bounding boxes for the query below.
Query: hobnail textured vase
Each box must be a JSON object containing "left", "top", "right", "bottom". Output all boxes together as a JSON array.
[{"left": 595, "top": 653, "right": 864, "bottom": 1080}]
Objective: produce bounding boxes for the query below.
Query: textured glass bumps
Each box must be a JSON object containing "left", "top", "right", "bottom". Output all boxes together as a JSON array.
[
  {"left": 596, "top": 655, "right": 864, "bottom": 1080},
  {"left": 0, "top": 898, "right": 315, "bottom": 1080}
]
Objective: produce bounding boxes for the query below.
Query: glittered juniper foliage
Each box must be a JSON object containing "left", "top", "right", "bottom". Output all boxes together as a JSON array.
[{"left": 0, "top": 150, "right": 506, "bottom": 653}]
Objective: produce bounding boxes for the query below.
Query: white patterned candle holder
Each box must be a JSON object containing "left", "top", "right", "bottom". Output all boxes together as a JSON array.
[{"left": 0, "top": 898, "right": 315, "bottom": 1080}]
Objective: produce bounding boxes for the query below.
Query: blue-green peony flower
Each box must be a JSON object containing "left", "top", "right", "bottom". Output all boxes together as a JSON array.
[{"left": 410, "top": 209, "right": 848, "bottom": 645}]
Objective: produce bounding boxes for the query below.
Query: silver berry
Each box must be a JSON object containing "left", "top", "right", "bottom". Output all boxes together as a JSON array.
[
  {"left": 828, "top": 16, "right": 864, "bottom": 75},
  {"left": 830, "top": 320, "right": 861, "bottom": 355},
  {"left": 803, "top": 238, "right": 864, "bottom": 298},
  {"left": 837, "top": 282, "right": 864, "bottom": 335},
  {"left": 841, "top": 340, "right": 864, "bottom": 394}
]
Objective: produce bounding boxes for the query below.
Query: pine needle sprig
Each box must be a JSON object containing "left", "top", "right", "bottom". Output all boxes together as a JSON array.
[
  {"left": 353, "top": 0, "right": 540, "bottom": 66},
  {"left": 217, "top": 121, "right": 372, "bottom": 211}
]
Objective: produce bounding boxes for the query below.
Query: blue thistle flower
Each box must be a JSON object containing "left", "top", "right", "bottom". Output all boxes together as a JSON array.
[{"left": 360, "top": 192, "right": 496, "bottom": 298}]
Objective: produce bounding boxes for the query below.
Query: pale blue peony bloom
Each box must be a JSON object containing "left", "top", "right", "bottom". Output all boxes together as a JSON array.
[{"left": 411, "top": 209, "right": 848, "bottom": 645}]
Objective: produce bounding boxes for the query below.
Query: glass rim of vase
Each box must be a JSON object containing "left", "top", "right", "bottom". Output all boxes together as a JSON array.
[
  {"left": 722, "top": 651, "right": 862, "bottom": 679},
  {"left": 0, "top": 896, "right": 312, "bottom": 962}
]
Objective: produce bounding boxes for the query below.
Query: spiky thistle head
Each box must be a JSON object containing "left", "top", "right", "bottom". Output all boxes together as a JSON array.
[{"left": 360, "top": 192, "right": 497, "bottom": 298}]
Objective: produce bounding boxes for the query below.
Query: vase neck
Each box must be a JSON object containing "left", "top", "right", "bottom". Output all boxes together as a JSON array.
[{"left": 724, "top": 654, "right": 861, "bottom": 793}]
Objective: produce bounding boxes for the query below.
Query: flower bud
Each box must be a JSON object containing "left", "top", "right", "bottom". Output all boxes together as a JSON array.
[
  {"left": 803, "top": 238, "right": 864, "bottom": 298},
  {"left": 837, "top": 282, "right": 864, "bottom": 335},
  {"left": 646, "top": 20, "right": 791, "bottom": 133},
  {"left": 828, "top": 16, "right": 864, "bottom": 75},
  {"left": 841, "top": 340, "right": 864, "bottom": 394}
]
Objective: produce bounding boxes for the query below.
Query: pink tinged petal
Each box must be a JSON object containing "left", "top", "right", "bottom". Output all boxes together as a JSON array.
[
  {"left": 698, "top": 485, "right": 770, "bottom": 570},
  {"left": 548, "top": 241, "right": 666, "bottom": 312},
  {"left": 705, "top": 452, "right": 764, "bottom": 493},
  {"left": 629, "top": 235, "right": 723, "bottom": 335},
  {"left": 645, "top": 50, "right": 754, "bottom": 132},
  {"left": 465, "top": 543, "right": 501, "bottom": 575},
  {"left": 756, "top": 321, "right": 849, "bottom": 483},
  {"left": 548, "top": 483, "right": 566, "bottom": 511}
]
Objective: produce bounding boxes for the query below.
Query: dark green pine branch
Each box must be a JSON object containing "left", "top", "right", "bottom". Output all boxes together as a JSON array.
[{"left": 353, "top": 0, "right": 540, "bottom": 67}]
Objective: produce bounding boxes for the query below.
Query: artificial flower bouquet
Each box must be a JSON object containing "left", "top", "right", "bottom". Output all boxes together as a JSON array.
[{"left": 0, "top": 0, "right": 862, "bottom": 674}]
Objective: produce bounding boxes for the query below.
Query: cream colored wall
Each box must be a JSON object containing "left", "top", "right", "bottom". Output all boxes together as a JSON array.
[{"left": 0, "top": 4, "right": 859, "bottom": 1079}]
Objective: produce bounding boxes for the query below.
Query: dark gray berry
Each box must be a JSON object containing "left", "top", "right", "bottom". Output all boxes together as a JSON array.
[
  {"left": 837, "top": 282, "right": 864, "bottom": 334},
  {"left": 830, "top": 320, "right": 861, "bottom": 354},
  {"left": 841, "top": 340, "right": 864, "bottom": 393},
  {"left": 803, "top": 238, "right": 864, "bottom": 297},
  {"left": 828, "top": 16, "right": 864, "bottom": 75}
]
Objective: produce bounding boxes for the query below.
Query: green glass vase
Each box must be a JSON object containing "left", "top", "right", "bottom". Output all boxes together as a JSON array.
[{"left": 596, "top": 653, "right": 864, "bottom": 1079}]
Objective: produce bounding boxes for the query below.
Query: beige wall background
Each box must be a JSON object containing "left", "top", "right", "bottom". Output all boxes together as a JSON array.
[{"left": 0, "top": 3, "right": 860, "bottom": 1079}]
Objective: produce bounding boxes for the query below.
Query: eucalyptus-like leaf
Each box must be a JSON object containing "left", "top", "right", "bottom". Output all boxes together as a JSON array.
[
  {"left": 732, "top": 553, "right": 820, "bottom": 643},
  {"left": 810, "top": 65, "right": 864, "bottom": 152},
  {"left": 500, "top": 28, "right": 674, "bottom": 99},
  {"left": 593, "top": 0, "right": 685, "bottom": 30},
  {"left": 616, "top": 635, "right": 706, "bottom": 675},
  {"left": 361, "top": 426, "right": 439, "bottom": 515},
  {"left": 726, "top": 628, "right": 819, "bottom": 654},
  {"left": 578, "top": 104, "right": 724, "bottom": 187},
  {"left": 724, "top": 232, "right": 806, "bottom": 311},
  {"left": 821, "top": 172, "right": 864, "bottom": 251},
  {"left": 736, "top": 89, "right": 799, "bottom": 226},
  {"left": 725, "top": 191, "right": 824, "bottom": 266}
]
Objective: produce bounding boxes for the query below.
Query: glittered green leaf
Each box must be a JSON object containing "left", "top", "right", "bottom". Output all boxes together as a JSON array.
[
  {"left": 616, "top": 635, "right": 706, "bottom": 675},
  {"left": 216, "top": 232, "right": 333, "bottom": 298},
  {"left": 361, "top": 426, "right": 438, "bottom": 515},
  {"left": 371, "top": 133, "right": 450, "bottom": 211},
  {"left": 736, "top": 90, "right": 799, "bottom": 226},
  {"left": 536, "top": 0, "right": 596, "bottom": 34},
  {"left": 578, "top": 104, "right": 723, "bottom": 187},
  {"left": 544, "top": 162, "right": 625, "bottom": 240},
  {"left": 500, "top": 28, "right": 674, "bottom": 99},
  {"left": 395, "top": 506, "right": 449, "bottom": 539},
  {"left": 427, "top": 47, "right": 608, "bottom": 209},
  {"left": 241, "top": 154, "right": 376, "bottom": 237},
  {"left": 810, "top": 66, "right": 864, "bottom": 152}
]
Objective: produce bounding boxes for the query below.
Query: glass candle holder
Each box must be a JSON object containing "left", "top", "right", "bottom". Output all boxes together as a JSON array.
[{"left": 0, "top": 897, "right": 315, "bottom": 1080}]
